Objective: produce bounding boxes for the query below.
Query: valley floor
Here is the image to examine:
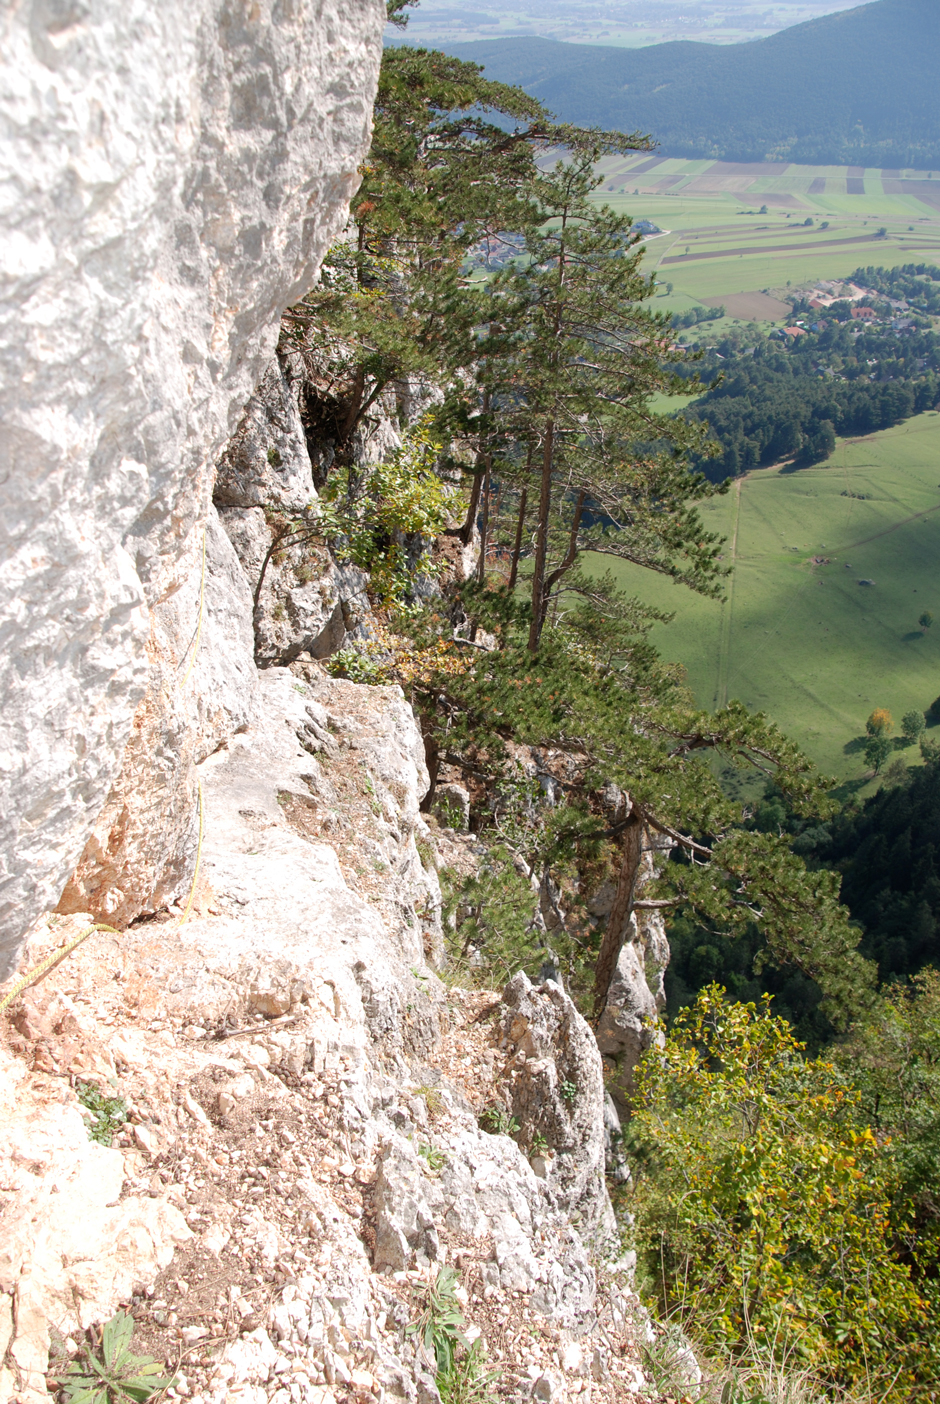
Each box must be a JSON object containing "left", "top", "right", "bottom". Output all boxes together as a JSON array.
[{"left": 594, "top": 410, "right": 940, "bottom": 790}]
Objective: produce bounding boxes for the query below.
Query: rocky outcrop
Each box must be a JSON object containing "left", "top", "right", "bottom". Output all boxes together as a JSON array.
[
  {"left": 594, "top": 838, "right": 673, "bottom": 1111},
  {"left": 497, "top": 974, "right": 616, "bottom": 1246},
  {"left": 0, "top": 0, "right": 385, "bottom": 978},
  {"left": 214, "top": 350, "right": 397, "bottom": 668},
  {"left": 0, "top": 666, "right": 656, "bottom": 1404}
]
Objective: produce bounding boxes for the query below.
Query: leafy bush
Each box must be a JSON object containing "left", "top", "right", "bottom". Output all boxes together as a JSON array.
[
  {"left": 863, "top": 731, "right": 891, "bottom": 773},
  {"left": 325, "top": 645, "right": 388, "bottom": 686},
  {"left": 901, "top": 710, "right": 926, "bottom": 745},
  {"left": 866, "top": 708, "right": 893, "bottom": 736},
  {"left": 319, "top": 418, "right": 454, "bottom": 607},
  {"left": 630, "top": 987, "right": 932, "bottom": 1400}
]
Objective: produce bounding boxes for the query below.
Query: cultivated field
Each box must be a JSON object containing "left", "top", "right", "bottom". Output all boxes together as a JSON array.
[
  {"left": 594, "top": 412, "right": 940, "bottom": 789},
  {"left": 594, "top": 157, "right": 940, "bottom": 322}
]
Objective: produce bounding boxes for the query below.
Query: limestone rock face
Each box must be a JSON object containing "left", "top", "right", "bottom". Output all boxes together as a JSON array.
[
  {"left": 498, "top": 973, "right": 616, "bottom": 1246},
  {"left": 594, "top": 838, "right": 673, "bottom": 1110},
  {"left": 0, "top": 0, "right": 385, "bottom": 978},
  {"left": 56, "top": 510, "right": 259, "bottom": 925}
]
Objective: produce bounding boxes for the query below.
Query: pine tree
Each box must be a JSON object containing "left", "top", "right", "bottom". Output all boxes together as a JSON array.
[
  {"left": 482, "top": 147, "right": 721, "bottom": 649},
  {"left": 399, "top": 583, "right": 875, "bottom": 1027},
  {"left": 281, "top": 44, "right": 557, "bottom": 463}
]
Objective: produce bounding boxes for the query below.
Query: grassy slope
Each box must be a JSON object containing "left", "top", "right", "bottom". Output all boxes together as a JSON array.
[{"left": 594, "top": 413, "right": 940, "bottom": 788}]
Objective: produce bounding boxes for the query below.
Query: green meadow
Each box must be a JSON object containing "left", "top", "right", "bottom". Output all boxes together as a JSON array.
[
  {"left": 592, "top": 156, "right": 940, "bottom": 322},
  {"left": 594, "top": 412, "right": 940, "bottom": 788}
]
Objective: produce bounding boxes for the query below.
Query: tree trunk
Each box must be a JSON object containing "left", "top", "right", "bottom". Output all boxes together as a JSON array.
[
  {"left": 457, "top": 471, "right": 482, "bottom": 547},
  {"left": 527, "top": 419, "right": 555, "bottom": 652},
  {"left": 538, "top": 489, "right": 586, "bottom": 636},
  {"left": 476, "top": 457, "right": 491, "bottom": 585},
  {"left": 418, "top": 717, "right": 441, "bottom": 814},
  {"left": 593, "top": 802, "right": 644, "bottom": 1018},
  {"left": 507, "top": 487, "right": 528, "bottom": 592},
  {"left": 459, "top": 387, "right": 490, "bottom": 546}
]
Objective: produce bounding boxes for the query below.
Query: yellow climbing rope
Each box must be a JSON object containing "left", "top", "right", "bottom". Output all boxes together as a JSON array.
[
  {"left": 0, "top": 780, "right": 206, "bottom": 1016},
  {"left": 0, "top": 923, "right": 118, "bottom": 1016}
]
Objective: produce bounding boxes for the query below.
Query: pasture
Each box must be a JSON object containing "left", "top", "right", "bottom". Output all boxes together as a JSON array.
[
  {"left": 594, "top": 412, "right": 940, "bottom": 788},
  {"left": 594, "top": 157, "right": 940, "bottom": 323}
]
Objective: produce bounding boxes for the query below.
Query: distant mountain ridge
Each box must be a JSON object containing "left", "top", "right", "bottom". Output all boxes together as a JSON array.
[{"left": 427, "top": 0, "right": 940, "bottom": 168}]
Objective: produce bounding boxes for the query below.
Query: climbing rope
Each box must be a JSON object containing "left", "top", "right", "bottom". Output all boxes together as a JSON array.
[
  {"left": 0, "top": 524, "right": 210, "bottom": 1017},
  {"left": 0, "top": 779, "right": 206, "bottom": 1016},
  {"left": 0, "top": 924, "right": 118, "bottom": 1016},
  {"left": 179, "top": 778, "right": 205, "bottom": 927}
]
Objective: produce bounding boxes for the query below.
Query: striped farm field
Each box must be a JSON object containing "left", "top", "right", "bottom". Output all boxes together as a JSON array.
[{"left": 594, "top": 157, "right": 940, "bottom": 322}]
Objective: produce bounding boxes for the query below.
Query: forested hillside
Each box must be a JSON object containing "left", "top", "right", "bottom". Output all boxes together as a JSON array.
[{"left": 436, "top": 0, "right": 940, "bottom": 167}]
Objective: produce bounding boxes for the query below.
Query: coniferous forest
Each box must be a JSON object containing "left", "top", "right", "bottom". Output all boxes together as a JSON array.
[{"left": 286, "top": 11, "right": 940, "bottom": 1396}]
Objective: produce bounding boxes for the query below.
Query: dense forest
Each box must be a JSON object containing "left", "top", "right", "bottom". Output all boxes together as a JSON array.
[
  {"left": 822, "top": 757, "right": 940, "bottom": 981},
  {"left": 440, "top": 0, "right": 940, "bottom": 167},
  {"left": 283, "top": 12, "right": 940, "bottom": 1395}
]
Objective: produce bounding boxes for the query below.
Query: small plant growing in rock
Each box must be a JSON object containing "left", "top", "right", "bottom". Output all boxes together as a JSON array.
[
  {"left": 438, "top": 1339, "right": 499, "bottom": 1404},
  {"left": 54, "top": 1310, "right": 175, "bottom": 1403},
  {"left": 418, "top": 1141, "right": 447, "bottom": 1174},
  {"left": 409, "top": 1270, "right": 498, "bottom": 1404},
  {"left": 530, "top": 1131, "right": 549, "bottom": 1156},
  {"left": 415, "top": 836, "right": 436, "bottom": 871},
  {"left": 435, "top": 794, "right": 466, "bottom": 831},
  {"left": 479, "top": 1105, "right": 520, "bottom": 1137},
  {"left": 560, "top": 1078, "right": 578, "bottom": 1106},
  {"left": 413, "top": 1082, "right": 444, "bottom": 1117},
  {"left": 76, "top": 1081, "right": 128, "bottom": 1147},
  {"left": 408, "top": 1267, "right": 467, "bottom": 1375}
]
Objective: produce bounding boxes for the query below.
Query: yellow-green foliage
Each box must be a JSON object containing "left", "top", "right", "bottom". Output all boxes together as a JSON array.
[
  {"left": 631, "top": 986, "right": 934, "bottom": 1399},
  {"left": 320, "top": 418, "right": 454, "bottom": 607}
]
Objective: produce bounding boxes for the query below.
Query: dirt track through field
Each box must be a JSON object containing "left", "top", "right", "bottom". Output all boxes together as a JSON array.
[
  {"left": 714, "top": 478, "right": 742, "bottom": 709},
  {"left": 662, "top": 232, "right": 884, "bottom": 263},
  {"left": 839, "top": 500, "right": 940, "bottom": 551}
]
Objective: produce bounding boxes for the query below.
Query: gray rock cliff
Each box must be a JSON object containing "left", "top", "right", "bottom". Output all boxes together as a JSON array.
[{"left": 0, "top": 0, "right": 385, "bottom": 977}]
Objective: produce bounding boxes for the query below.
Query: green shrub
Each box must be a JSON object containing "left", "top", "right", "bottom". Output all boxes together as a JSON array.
[
  {"left": 479, "top": 1106, "right": 520, "bottom": 1138},
  {"left": 630, "top": 986, "right": 933, "bottom": 1401},
  {"left": 319, "top": 418, "right": 453, "bottom": 608}
]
